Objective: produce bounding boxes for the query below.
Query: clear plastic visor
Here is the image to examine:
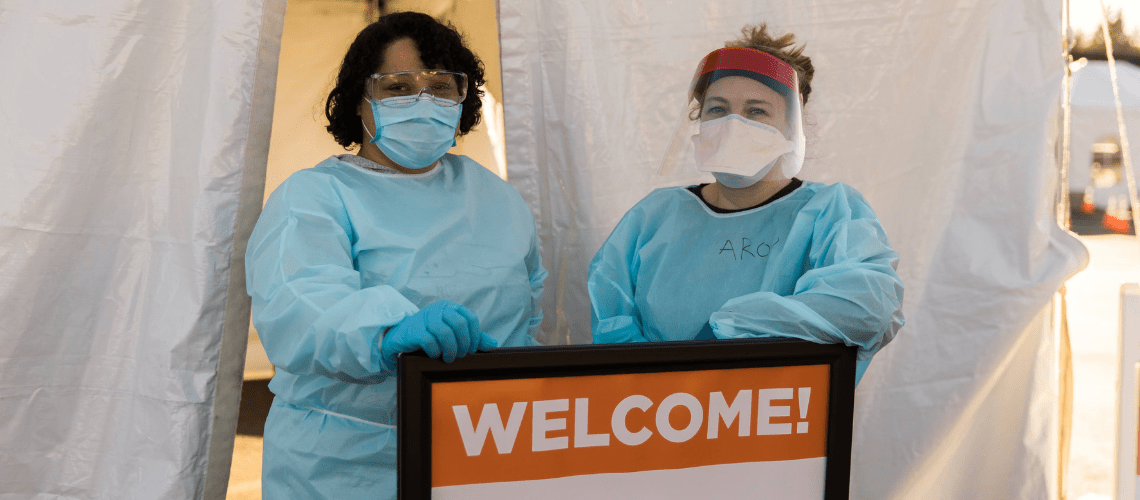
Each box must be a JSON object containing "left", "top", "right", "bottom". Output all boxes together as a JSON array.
[
  {"left": 367, "top": 70, "right": 467, "bottom": 107},
  {"left": 659, "top": 66, "right": 804, "bottom": 178}
]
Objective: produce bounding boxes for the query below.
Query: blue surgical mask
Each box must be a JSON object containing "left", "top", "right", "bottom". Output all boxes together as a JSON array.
[{"left": 365, "top": 96, "right": 462, "bottom": 170}]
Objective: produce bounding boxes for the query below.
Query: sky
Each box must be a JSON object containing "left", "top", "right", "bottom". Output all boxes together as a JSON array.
[{"left": 1071, "top": 0, "right": 1140, "bottom": 35}]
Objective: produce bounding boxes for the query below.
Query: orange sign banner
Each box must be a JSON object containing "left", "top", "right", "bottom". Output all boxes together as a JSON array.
[{"left": 430, "top": 364, "right": 829, "bottom": 487}]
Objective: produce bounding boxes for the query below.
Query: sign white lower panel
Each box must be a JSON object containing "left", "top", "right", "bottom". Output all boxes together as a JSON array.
[{"left": 432, "top": 457, "right": 826, "bottom": 500}]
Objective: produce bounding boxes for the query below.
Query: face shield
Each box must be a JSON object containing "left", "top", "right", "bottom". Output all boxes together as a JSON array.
[{"left": 659, "top": 47, "right": 805, "bottom": 183}]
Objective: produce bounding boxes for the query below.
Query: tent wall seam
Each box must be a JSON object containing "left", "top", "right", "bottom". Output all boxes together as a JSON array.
[{"left": 200, "top": 0, "right": 286, "bottom": 498}]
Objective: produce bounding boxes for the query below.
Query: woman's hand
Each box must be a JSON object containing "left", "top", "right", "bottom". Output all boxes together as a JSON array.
[{"left": 381, "top": 300, "right": 497, "bottom": 370}]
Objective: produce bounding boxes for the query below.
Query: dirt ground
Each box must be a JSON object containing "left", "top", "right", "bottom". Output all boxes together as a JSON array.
[{"left": 1064, "top": 235, "right": 1140, "bottom": 500}]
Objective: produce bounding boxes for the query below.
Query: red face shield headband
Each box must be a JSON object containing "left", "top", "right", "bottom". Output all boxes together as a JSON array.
[{"left": 690, "top": 47, "right": 797, "bottom": 100}]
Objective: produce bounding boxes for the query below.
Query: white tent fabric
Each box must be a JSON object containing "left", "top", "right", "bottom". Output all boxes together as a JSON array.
[
  {"left": 1069, "top": 60, "right": 1140, "bottom": 205},
  {"left": 0, "top": 1, "right": 285, "bottom": 498},
  {"left": 500, "top": 0, "right": 1088, "bottom": 497},
  {"left": 1072, "top": 60, "right": 1140, "bottom": 108}
]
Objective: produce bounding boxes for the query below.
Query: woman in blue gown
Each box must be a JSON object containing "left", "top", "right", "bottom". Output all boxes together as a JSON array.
[
  {"left": 245, "top": 12, "right": 545, "bottom": 499},
  {"left": 588, "top": 24, "right": 903, "bottom": 384}
]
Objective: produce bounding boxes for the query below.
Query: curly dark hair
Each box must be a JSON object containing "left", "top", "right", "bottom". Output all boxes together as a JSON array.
[{"left": 325, "top": 11, "right": 486, "bottom": 148}]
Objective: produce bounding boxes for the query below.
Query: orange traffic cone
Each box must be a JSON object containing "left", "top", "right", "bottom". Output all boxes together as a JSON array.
[
  {"left": 1082, "top": 185, "right": 1096, "bottom": 214},
  {"left": 1104, "top": 195, "right": 1132, "bottom": 234}
]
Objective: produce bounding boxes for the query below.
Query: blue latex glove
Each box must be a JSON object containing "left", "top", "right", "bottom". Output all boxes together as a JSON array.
[{"left": 381, "top": 300, "right": 497, "bottom": 370}]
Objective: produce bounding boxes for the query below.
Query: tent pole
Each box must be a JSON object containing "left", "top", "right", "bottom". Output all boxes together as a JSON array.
[{"left": 1058, "top": 0, "right": 1075, "bottom": 497}]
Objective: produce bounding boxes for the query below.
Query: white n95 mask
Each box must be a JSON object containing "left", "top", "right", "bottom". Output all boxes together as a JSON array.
[
  {"left": 658, "top": 46, "right": 807, "bottom": 184},
  {"left": 691, "top": 114, "right": 795, "bottom": 188}
]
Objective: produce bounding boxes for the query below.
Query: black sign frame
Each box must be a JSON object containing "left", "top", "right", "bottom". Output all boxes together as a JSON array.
[{"left": 398, "top": 338, "right": 856, "bottom": 499}]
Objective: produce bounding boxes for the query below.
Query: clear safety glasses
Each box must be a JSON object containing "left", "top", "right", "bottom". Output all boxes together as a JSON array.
[{"left": 366, "top": 70, "right": 468, "bottom": 107}]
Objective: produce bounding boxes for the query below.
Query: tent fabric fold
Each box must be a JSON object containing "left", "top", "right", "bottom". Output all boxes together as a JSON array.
[{"left": 0, "top": 0, "right": 285, "bottom": 498}]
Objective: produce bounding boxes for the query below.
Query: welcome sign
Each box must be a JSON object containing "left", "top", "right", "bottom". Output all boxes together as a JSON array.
[{"left": 399, "top": 340, "right": 855, "bottom": 500}]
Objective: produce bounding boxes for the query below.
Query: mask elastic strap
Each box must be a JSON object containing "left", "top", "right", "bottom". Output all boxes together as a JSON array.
[{"left": 361, "top": 117, "right": 375, "bottom": 141}]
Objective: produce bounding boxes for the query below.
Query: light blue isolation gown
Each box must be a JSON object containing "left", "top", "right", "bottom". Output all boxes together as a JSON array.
[
  {"left": 245, "top": 154, "right": 545, "bottom": 500},
  {"left": 588, "top": 181, "right": 903, "bottom": 383}
]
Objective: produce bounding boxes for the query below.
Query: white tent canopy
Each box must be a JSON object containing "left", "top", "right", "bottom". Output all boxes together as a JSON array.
[
  {"left": 1072, "top": 59, "right": 1140, "bottom": 108},
  {"left": 1070, "top": 60, "right": 1140, "bottom": 207}
]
